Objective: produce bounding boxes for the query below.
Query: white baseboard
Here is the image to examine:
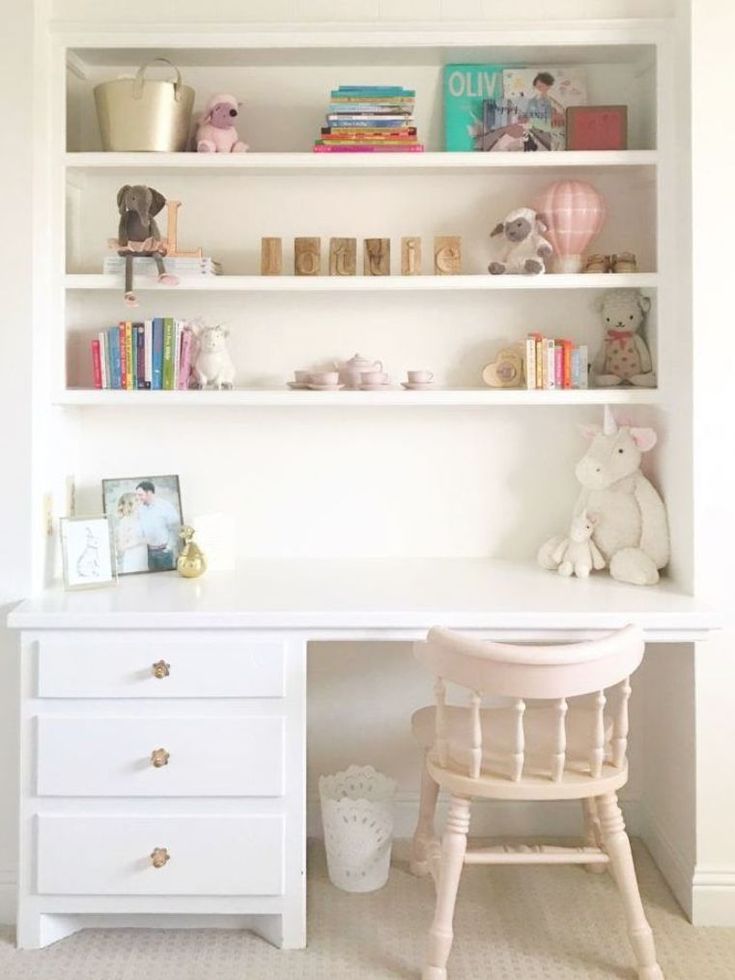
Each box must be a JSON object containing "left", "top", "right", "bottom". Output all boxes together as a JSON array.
[
  {"left": 691, "top": 867, "right": 735, "bottom": 926},
  {"left": 0, "top": 868, "right": 15, "bottom": 927}
]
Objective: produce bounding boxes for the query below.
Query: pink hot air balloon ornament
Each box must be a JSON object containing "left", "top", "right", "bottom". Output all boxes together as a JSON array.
[{"left": 535, "top": 180, "right": 606, "bottom": 274}]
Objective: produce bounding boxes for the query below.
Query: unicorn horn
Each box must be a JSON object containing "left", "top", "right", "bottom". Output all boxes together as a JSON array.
[{"left": 603, "top": 405, "right": 617, "bottom": 435}]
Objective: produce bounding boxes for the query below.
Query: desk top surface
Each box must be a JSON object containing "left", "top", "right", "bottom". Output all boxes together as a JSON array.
[{"left": 7, "top": 559, "right": 717, "bottom": 640}]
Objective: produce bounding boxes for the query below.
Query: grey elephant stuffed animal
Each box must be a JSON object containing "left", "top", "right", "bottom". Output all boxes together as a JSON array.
[{"left": 115, "top": 184, "right": 178, "bottom": 306}]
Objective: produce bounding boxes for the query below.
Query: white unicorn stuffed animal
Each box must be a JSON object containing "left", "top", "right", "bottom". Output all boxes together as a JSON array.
[{"left": 538, "top": 406, "right": 670, "bottom": 586}]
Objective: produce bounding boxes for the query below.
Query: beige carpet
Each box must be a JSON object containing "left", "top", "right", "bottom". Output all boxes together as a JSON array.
[{"left": 1, "top": 841, "right": 734, "bottom": 979}]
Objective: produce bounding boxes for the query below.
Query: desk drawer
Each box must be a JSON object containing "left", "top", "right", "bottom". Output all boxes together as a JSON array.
[
  {"left": 37, "top": 814, "right": 284, "bottom": 896},
  {"left": 36, "top": 633, "right": 285, "bottom": 699},
  {"left": 36, "top": 716, "right": 285, "bottom": 797}
]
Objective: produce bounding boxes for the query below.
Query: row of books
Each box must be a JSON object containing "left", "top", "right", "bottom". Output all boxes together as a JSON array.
[
  {"left": 525, "top": 335, "right": 589, "bottom": 390},
  {"left": 102, "top": 256, "right": 221, "bottom": 277},
  {"left": 314, "top": 85, "right": 424, "bottom": 154},
  {"left": 91, "top": 319, "right": 195, "bottom": 390}
]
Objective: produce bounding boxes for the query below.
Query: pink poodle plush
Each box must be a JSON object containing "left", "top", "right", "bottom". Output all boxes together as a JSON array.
[{"left": 196, "top": 94, "right": 249, "bottom": 153}]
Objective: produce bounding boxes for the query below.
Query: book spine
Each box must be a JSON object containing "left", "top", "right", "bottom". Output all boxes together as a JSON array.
[
  {"left": 125, "top": 322, "right": 134, "bottom": 390},
  {"left": 152, "top": 318, "right": 164, "bottom": 390},
  {"left": 561, "top": 339, "right": 573, "bottom": 389},
  {"left": 179, "top": 327, "right": 192, "bottom": 390},
  {"left": 312, "top": 144, "right": 424, "bottom": 153},
  {"left": 544, "top": 338, "right": 556, "bottom": 390},
  {"left": 91, "top": 339, "right": 102, "bottom": 389},
  {"left": 136, "top": 324, "right": 145, "bottom": 389},
  {"left": 108, "top": 327, "right": 120, "bottom": 389},
  {"left": 163, "top": 317, "right": 174, "bottom": 390},
  {"left": 577, "top": 345, "right": 589, "bottom": 389},
  {"left": 144, "top": 320, "right": 152, "bottom": 389},
  {"left": 173, "top": 320, "right": 182, "bottom": 389},
  {"left": 118, "top": 324, "right": 127, "bottom": 389},
  {"left": 554, "top": 343, "right": 563, "bottom": 389},
  {"left": 97, "top": 331, "right": 108, "bottom": 389},
  {"left": 535, "top": 337, "right": 544, "bottom": 389},
  {"left": 525, "top": 336, "right": 537, "bottom": 390},
  {"left": 570, "top": 348, "right": 580, "bottom": 389}
]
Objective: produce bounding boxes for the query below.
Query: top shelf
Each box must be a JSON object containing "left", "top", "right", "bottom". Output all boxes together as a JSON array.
[{"left": 65, "top": 150, "right": 658, "bottom": 177}]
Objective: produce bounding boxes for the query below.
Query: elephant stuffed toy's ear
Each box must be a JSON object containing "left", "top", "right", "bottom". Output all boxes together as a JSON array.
[
  {"left": 116, "top": 185, "right": 131, "bottom": 213},
  {"left": 148, "top": 188, "right": 166, "bottom": 216}
]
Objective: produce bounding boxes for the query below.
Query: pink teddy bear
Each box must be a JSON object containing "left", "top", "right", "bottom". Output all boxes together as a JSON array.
[{"left": 196, "top": 94, "right": 249, "bottom": 153}]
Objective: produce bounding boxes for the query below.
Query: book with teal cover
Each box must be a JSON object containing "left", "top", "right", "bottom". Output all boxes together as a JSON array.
[{"left": 443, "top": 64, "right": 505, "bottom": 151}]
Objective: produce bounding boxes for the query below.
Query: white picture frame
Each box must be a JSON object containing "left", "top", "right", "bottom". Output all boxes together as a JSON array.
[{"left": 60, "top": 516, "right": 117, "bottom": 591}]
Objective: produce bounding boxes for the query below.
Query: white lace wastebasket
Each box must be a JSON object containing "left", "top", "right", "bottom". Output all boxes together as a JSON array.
[{"left": 319, "top": 765, "right": 397, "bottom": 893}]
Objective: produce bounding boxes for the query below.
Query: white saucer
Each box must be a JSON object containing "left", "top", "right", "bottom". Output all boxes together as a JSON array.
[
  {"left": 307, "top": 383, "right": 345, "bottom": 391},
  {"left": 360, "top": 383, "right": 393, "bottom": 391},
  {"left": 401, "top": 382, "right": 436, "bottom": 390},
  {"left": 287, "top": 382, "right": 310, "bottom": 389}
]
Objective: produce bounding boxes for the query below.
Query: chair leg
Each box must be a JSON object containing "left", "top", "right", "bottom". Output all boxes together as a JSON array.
[
  {"left": 597, "top": 792, "right": 664, "bottom": 980},
  {"left": 582, "top": 797, "right": 607, "bottom": 874},
  {"left": 410, "top": 752, "right": 440, "bottom": 877},
  {"left": 422, "top": 794, "right": 471, "bottom": 980}
]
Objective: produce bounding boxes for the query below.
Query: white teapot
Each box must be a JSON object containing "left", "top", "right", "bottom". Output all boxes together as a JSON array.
[{"left": 339, "top": 353, "right": 383, "bottom": 389}]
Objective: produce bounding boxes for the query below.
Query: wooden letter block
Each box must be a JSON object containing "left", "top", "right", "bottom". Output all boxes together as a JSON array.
[
  {"left": 294, "top": 237, "right": 321, "bottom": 276},
  {"left": 260, "top": 238, "right": 283, "bottom": 276},
  {"left": 401, "top": 237, "right": 422, "bottom": 275},
  {"left": 434, "top": 236, "right": 462, "bottom": 275},
  {"left": 364, "top": 238, "right": 390, "bottom": 276},
  {"left": 329, "top": 238, "right": 357, "bottom": 276}
]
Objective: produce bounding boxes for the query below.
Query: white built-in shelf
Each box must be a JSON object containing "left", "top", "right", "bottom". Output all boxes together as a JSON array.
[
  {"left": 56, "top": 387, "right": 660, "bottom": 407},
  {"left": 65, "top": 273, "right": 658, "bottom": 292},
  {"left": 64, "top": 150, "right": 658, "bottom": 178}
]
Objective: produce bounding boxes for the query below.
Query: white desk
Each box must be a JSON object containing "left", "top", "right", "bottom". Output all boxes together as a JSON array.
[{"left": 7, "top": 559, "right": 719, "bottom": 948}]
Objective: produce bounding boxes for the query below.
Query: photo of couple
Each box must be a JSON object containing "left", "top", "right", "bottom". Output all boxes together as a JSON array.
[{"left": 102, "top": 475, "right": 183, "bottom": 575}]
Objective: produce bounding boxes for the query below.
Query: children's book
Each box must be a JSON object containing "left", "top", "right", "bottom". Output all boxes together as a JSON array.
[
  {"left": 152, "top": 318, "right": 164, "bottom": 390},
  {"left": 502, "top": 67, "right": 587, "bottom": 151},
  {"left": 443, "top": 64, "right": 506, "bottom": 151}
]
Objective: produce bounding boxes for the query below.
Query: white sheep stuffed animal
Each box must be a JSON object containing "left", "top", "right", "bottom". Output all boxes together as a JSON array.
[
  {"left": 552, "top": 511, "right": 606, "bottom": 578},
  {"left": 488, "top": 207, "right": 553, "bottom": 275},
  {"left": 538, "top": 407, "right": 669, "bottom": 586}
]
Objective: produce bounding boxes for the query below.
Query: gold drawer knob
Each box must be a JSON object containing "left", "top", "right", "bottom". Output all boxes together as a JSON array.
[
  {"left": 151, "top": 748, "right": 170, "bottom": 768},
  {"left": 150, "top": 847, "right": 170, "bottom": 868},
  {"left": 152, "top": 660, "right": 170, "bottom": 679}
]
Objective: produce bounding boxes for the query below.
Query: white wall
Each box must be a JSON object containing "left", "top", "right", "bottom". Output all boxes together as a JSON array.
[{"left": 0, "top": 0, "right": 688, "bottom": 925}]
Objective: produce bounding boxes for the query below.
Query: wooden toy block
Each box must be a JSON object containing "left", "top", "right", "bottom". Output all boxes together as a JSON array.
[
  {"left": 364, "top": 238, "right": 390, "bottom": 276},
  {"left": 260, "top": 238, "right": 283, "bottom": 275},
  {"left": 165, "top": 200, "right": 203, "bottom": 258},
  {"left": 401, "top": 237, "right": 422, "bottom": 275},
  {"left": 434, "top": 236, "right": 462, "bottom": 275},
  {"left": 329, "top": 238, "right": 357, "bottom": 276},
  {"left": 294, "top": 237, "right": 321, "bottom": 276}
]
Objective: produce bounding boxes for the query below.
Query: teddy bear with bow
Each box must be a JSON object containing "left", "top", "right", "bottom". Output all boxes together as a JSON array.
[{"left": 591, "top": 289, "right": 656, "bottom": 387}]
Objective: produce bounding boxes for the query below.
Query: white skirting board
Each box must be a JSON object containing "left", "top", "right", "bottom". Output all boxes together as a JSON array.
[{"left": 0, "top": 869, "right": 15, "bottom": 926}]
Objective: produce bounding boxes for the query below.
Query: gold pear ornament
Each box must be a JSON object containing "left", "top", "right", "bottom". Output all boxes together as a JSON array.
[{"left": 177, "top": 525, "right": 207, "bottom": 578}]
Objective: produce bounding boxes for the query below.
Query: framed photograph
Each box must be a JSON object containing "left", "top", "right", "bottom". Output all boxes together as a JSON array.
[
  {"left": 60, "top": 516, "right": 117, "bottom": 590},
  {"left": 566, "top": 105, "right": 628, "bottom": 151},
  {"left": 102, "top": 474, "right": 183, "bottom": 575}
]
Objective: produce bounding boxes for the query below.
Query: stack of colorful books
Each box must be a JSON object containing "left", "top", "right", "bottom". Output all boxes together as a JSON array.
[
  {"left": 313, "top": 85, "right": 424, "bottom": 153},
  {"left": 91, "top": 319, "right": 195, "bottom": 390},
  {"left": 525, "top": 334, "right": 589, "bottom": 390}
]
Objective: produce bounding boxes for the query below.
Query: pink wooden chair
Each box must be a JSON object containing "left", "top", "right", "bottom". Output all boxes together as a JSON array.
[{"left": 410, "top": 624, "right": 663, "bottom": 980}]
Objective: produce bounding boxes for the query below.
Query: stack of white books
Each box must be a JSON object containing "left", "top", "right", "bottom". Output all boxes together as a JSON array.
[{"left": 103, "top": 256, "right": 222, "bottom": 276}]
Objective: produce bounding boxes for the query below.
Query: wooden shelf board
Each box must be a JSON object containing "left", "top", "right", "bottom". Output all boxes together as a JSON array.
[
  {"left": 65, "top": 273, "right": 658, "bottom": 292},
  {"left": 65, "top": 150, "right": 658, "bottom": 177},
  {"left": 55, "top": 387, "right": 660, "bottom": 407}
]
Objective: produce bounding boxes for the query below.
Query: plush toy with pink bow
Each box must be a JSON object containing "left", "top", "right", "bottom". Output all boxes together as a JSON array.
[
  {"left": 591, "top": 289, "right": 656, "bottom": 387},
  {"left": 537, "top": 407, "right": 669, "bottom": 586},
  {"left": 196, "top": 94, "right": 249, "bottom": 153}
]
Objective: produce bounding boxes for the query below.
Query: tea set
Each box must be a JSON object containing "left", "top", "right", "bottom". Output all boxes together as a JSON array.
[{"left": 287, "top": 353, "right": 436, "bottom": 391}]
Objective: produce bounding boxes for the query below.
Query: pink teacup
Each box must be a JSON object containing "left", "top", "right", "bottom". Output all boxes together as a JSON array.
[
  {"left": 407, "top": 370, "right": 434, "bottom": 384},
  {"left": 294, "top": 370, "right": 311, "bottom": 384},
  {"left": 310, "top": 371, "right": 340, "bottom": 386},
  {"left": 361, "top": 371, "right": 389, "bottom": 385}
]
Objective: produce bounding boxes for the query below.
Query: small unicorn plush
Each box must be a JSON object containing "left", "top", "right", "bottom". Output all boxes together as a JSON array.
[{"left": 552, "top": 511, "right": 606, "bottom": 578}]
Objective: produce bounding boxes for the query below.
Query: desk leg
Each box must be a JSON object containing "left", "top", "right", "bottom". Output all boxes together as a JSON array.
[{"left": 282, "top": 636, "right": 307, "bottom": 948}]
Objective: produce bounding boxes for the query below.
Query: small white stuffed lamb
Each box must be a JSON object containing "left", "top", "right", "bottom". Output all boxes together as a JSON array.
[
  {"left": 488, "top": 206, "right": 552, "bottom": 275},
  {"left": 552, "top": 511, "right": 606, "bottom": 578},
  {"left": 192, "top": 324, "right": 235, "bottom": 390}
]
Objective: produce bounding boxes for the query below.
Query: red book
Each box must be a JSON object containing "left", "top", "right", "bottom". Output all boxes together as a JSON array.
[
  {"left": 312, "top": 143, "right": 425, "bottom": 153},
  {"left": 91, "top": 339, "right": 102, "bottom": 389},
  {"left": 560, "top": 339, "right": 573, "bottom": 389}
]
